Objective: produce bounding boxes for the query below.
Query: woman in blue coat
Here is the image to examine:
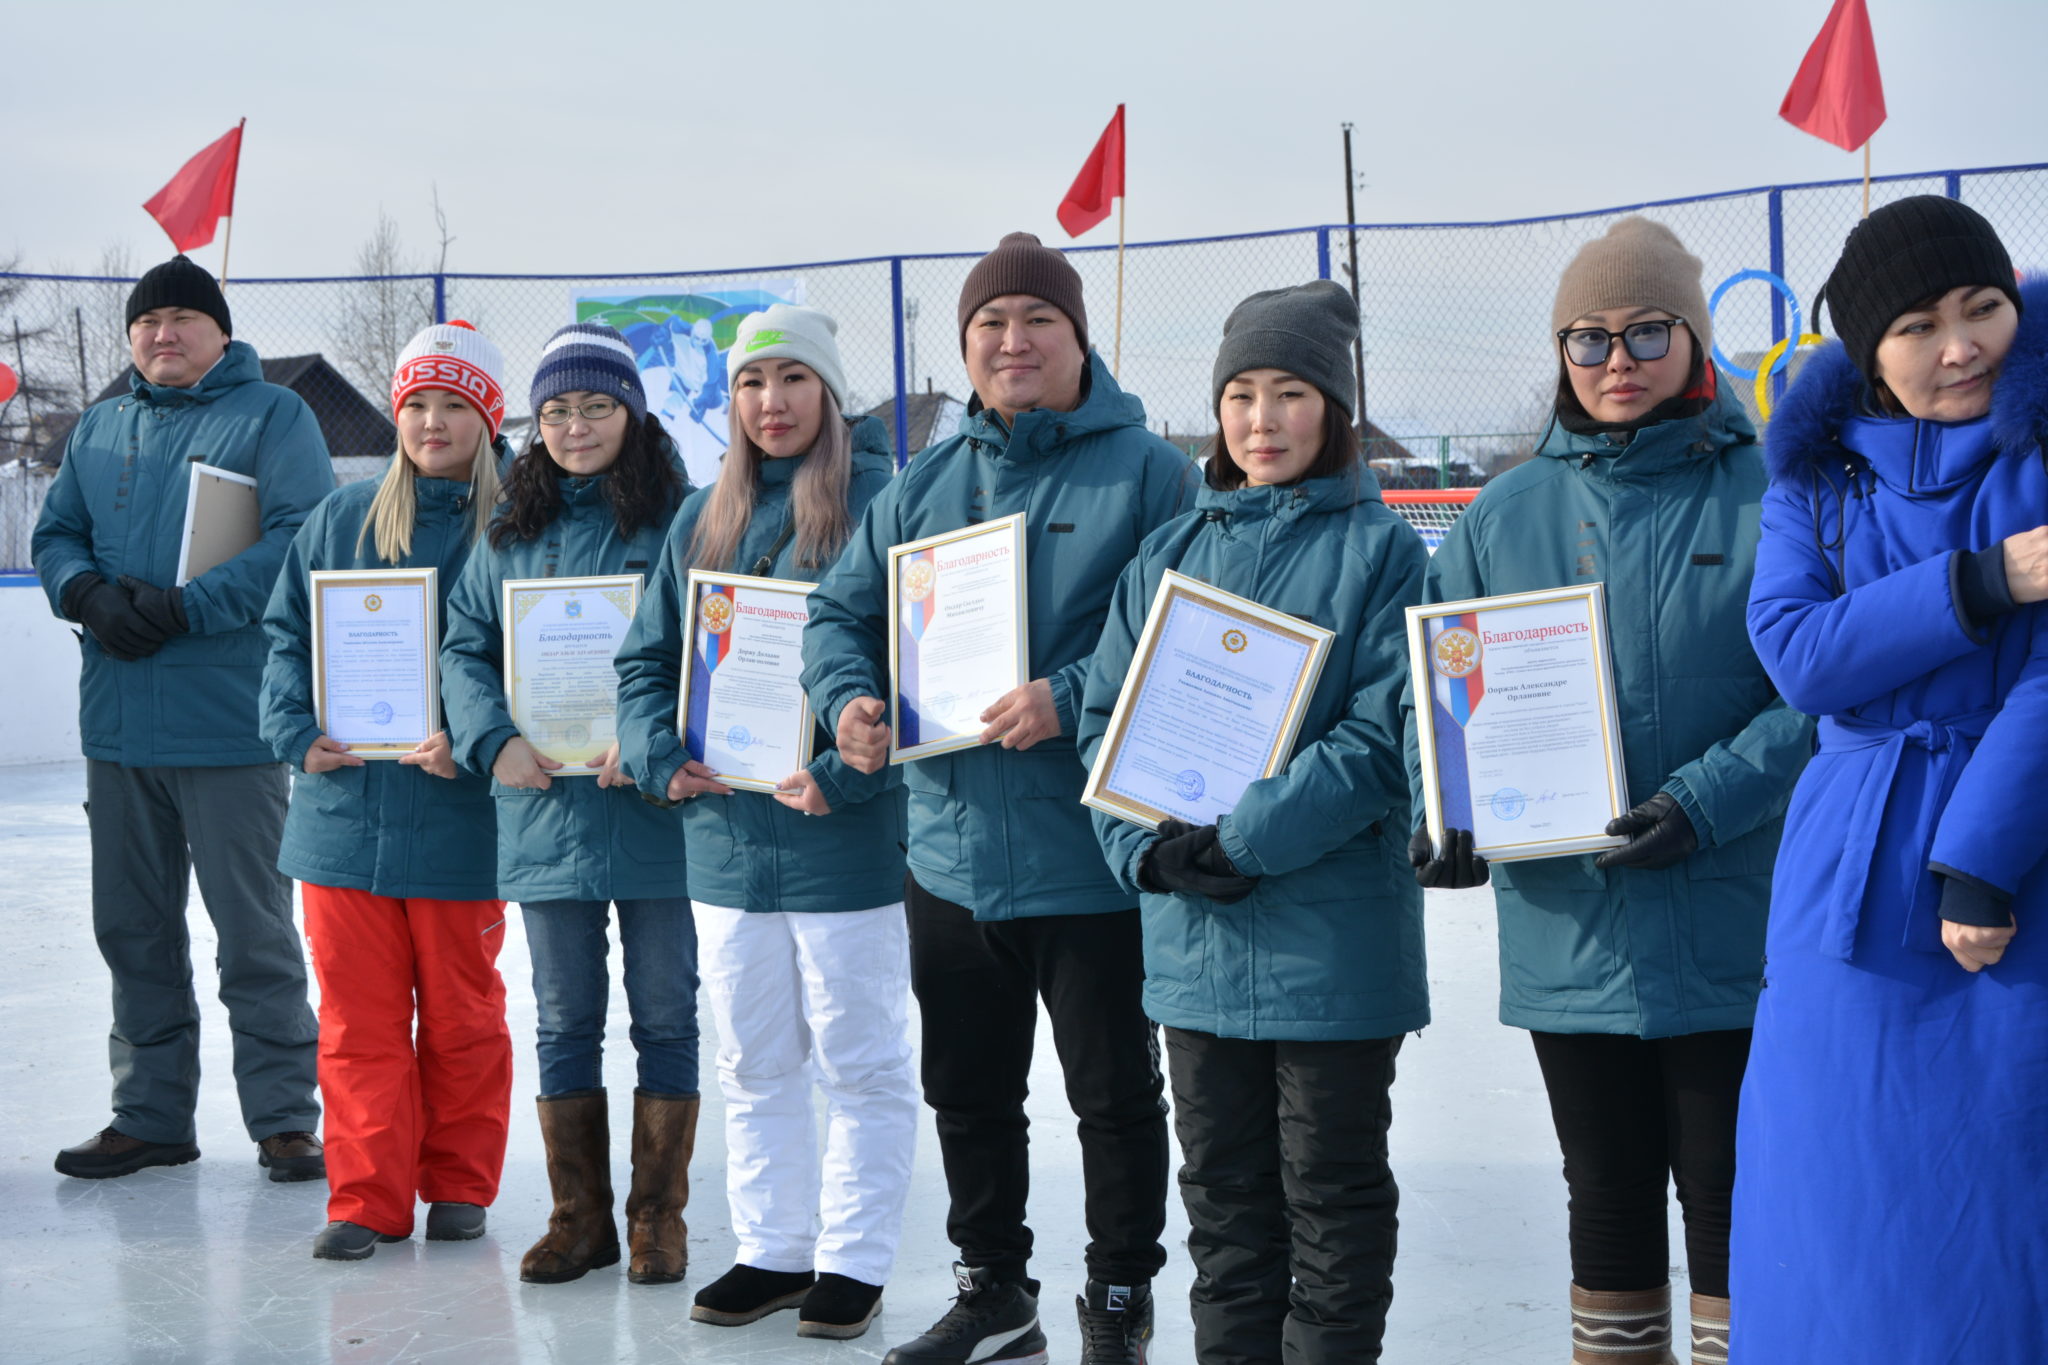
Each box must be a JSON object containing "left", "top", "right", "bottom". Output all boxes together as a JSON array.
[
  {"left": 1734, "top": 196, "right": 2048, "bottom": 1363},
  {"left": 440, "top": 323, "right": 695, "bottom": 1288},
  {"left": 1078, "top": 282, "right": 1428, "bottom": 1363},
  {"left": 616, "top": 306, "right": 913, "bottom": 1342},
  {"left": 261, "top": 321, "right": 512, "bottom": 1261}
]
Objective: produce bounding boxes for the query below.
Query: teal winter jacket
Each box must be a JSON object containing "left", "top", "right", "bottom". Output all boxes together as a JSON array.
[
  {"left": 802, "top": 354, "right": 1201, "bottom": 920},
  {"left": 1416, "top": 387, "right": 1812, "bottom": 1037},
  {"left": 32, "top": 341, "right": 336, "bottom": 766},
  {"left": 616, "top": 417, "right": 907, "bottom": 914},
  {"left": 260, "top": 468, "right": 499, "bottom": 901},
  {"left": 441, "top": 469, "right": 691, "bottom": 902},
  {"left": 1079, "top": 469, "right": 1430, "bottom": 1040}
]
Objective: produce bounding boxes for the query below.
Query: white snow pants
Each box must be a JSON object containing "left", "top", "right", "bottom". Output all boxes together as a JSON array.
[{"left": 693, "top": 900, "right": 918, "bottom": 1285}]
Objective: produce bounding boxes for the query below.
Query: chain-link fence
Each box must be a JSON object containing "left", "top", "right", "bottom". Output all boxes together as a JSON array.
[{"left": 4, "top": 161, "right": 2045, "bottom": 570}]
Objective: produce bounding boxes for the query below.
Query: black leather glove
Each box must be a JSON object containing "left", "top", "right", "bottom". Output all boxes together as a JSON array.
[
  {"left": 1139, "top": 819, "right": 1258, "bottom": 904},
  {"left": 63, "top": 575, "right": 163, "bottom": 662},
  {"left": 1594, "top": 792, "right": 1699, "bottom": 871},
  {"left": 119, "top": 575, "right": 189, "bottom": 638},
  {"left": 1410, "top": 827, "right": 1489, "bottom": 889}
]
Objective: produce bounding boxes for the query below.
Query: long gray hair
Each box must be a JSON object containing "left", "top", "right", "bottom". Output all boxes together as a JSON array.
[{"left": 688, "top": 388, "right": 854, "bottom": 572}]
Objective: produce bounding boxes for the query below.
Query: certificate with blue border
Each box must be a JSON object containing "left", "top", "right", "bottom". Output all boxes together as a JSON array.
[
  {"left": 1082, "top": 571, "right": 1335, "bottom": 832},
  {"left": 1405, "top": 584, "right": 1629, "bottom": 862},
  {"left": 887, "top": 513, "right": 1029, "bottom": 764},
  {"left": 310, "top": 567, "right": 438, "bottom": 758},
  {"left": 678, "top": 570, "right": 817, "bottom": 793}
]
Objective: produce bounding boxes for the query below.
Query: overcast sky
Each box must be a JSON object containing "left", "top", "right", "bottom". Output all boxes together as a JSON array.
[{"left": 6, "top": 0, "right": 2045, "bottom": 279}]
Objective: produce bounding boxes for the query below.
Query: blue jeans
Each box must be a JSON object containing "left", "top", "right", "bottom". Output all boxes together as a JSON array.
[{"left": 519, "top": 897, "right": 700, "bottom": 1097}]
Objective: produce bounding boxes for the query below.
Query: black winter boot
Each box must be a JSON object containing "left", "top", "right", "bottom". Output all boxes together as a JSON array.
[
  {"left": 882, "top": 1263, "right": 1048, "bottom": 1365},
  {"left": 691, "top": 1263, "right": 816, "bottom": 1325},
  {"left": 1076, "top": 1279, "right": 1153, "bottom": 1363}
]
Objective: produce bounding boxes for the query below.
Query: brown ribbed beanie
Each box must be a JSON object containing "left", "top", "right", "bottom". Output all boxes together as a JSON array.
[
  {"left": 1551, "top": 216, "right": 1711, "bottom": 357},
  {"left": 957, "top": 232, "right": 1089, "bottom": 353}
]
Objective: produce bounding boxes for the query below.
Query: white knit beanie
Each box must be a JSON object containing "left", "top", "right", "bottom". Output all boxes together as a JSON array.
[
  {"left": 727, "top": 304, "right": 848, "bottom": 412},
  {"left": 391, "top": 320, "right": 507, "bottom": 437}
]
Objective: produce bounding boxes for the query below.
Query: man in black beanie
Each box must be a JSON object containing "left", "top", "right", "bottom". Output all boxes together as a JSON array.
[{"left": 31, "top": 255, "right": 335, "bottom": 1183}]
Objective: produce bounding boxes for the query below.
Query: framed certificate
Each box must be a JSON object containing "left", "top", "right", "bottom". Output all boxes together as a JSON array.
[
  {"left": 1406, "top": 584, "right": 1629, "bottom": 862},
  {"left": 887, "top": 512, "right": 1029, "bottom": 764},
  {"left": 502, "top": 573, "right": 643, "bottom": 774},
  {"left": 310, "top": 567, "right": 439, "bottom": 758},
  {"left": 680, "top": 570, "right": 818, "bottom": 792},
  {"left": 1083, "top": 571, "right": 1335, "bottom": 832}
]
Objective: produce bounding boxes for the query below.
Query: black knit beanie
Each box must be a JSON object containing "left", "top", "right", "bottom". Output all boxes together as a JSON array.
[
  {"left": 1819, "top": 196, "right": 2018, "bottom": 382},
  {"left": 1212, "top": 280, "right": 1359, "bottom": 418},
  {"left": 126, "top": 255, "right": 232, "bottom": 336},
  {"left": 957, "top": 232, "right": 1088, "bottom": 353}
]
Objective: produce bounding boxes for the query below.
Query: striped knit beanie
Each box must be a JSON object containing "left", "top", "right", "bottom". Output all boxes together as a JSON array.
[
  {"left": 391, "top": 320, "right": 506, "bottom": 437},
  {"left": 531, "top": 323, "right": 646, "bottom": 422}
]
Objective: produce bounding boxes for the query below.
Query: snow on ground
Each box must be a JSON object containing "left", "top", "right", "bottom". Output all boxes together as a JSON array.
[{"left": 0, "top": 760, "right": 1693, "bottom": 1363}]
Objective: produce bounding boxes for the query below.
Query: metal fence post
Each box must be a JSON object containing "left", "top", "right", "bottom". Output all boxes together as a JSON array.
[
  {"left": 433, "top": 274, "right": 446, "bottom": 324},
  {"left": 1946, "top": 170, "right": 1963, "bottom": 200},
  {"left": 1438, "top": 435, "right": 1451, "bottom": 489},
  {"left": 1316, "top": 228, "right": 1331, "bottom": 281},
  {"left": 890, "top": 257, "right": 910, "bottom": 468},
  {"left": 1768, "top": 188, "right": 1787, "bottom": 405}
]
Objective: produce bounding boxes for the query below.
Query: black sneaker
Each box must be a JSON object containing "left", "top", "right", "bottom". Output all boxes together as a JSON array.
[
  {"left": 691, "top": 1263, "right": 816, "bottom": 1326},
  {"left": 882, "top": 1263, "right": 1048, "bottom": 1365},
  {"left": 798, "top": 1272, "right": 884, "bottom": 1340},
  {"left": 1076, "top": 1279, "right": 1153, "bottom": 1364}
]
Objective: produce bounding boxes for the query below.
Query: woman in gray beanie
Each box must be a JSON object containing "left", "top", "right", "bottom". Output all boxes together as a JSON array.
[
  {"left": 1413, "top": 218, "right": 1811, "bottom": 1365},
  {"left": 1077, "top": 279, "right": 1430, "bottom": 1362}
]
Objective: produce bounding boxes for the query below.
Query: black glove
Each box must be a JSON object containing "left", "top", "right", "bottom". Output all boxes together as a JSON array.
[
  {"left": 1139, "top": 819, "right": 1258, "bottom": 904},
  {"left": 63, "top": 576, "right": 163, "bottom": 662},
  {"left": 119, "top": 575, "right": 189, "bottom": 638},
  {"left": 1594, "top": 792, "right": 1699, "bottom": 871},
  {"left": 1410, "top": 827, "right": 1489, "bottom": 889}
]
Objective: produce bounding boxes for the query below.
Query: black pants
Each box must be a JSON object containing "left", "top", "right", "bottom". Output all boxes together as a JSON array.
[
  {"left": 1529, "top": 1028, "right": 1751, "bottom": 1299},
  {"left": 1167, "top": 1027, "right": 1403, "bottom": 1365},
  {"left": 905, "top": 877, "right": 1169, "bottom": 1286}
]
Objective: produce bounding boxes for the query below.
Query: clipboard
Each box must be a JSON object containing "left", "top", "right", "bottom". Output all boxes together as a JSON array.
[{"left": 176, "top": 462, "right": 260, "bottom": 585}]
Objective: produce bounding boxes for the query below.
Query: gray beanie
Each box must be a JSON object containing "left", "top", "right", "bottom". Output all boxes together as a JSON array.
[
  {"left": 728, "top": 304, "right": 848, "bottom": 412},
  {"left": 1212, "top": 280, "right": 1359, "bottom": 417},
  {"left": 1552, "top": 216, "right": 1712, "bottom": 358}
]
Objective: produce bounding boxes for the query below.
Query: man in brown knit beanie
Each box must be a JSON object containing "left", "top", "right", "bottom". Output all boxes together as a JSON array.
[{"left": 803, "top": 229, "right": 1199, "bottom": 1364}]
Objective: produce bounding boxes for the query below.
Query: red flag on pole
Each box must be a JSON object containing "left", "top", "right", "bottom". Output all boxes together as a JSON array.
[
  {"left": 1057, "top": 105, "right": 1125, "bottom": 238},
  {"left": 143, "top": 121, "right": 245, "bottom": 252},
  {"left": 1779, "top": 0, "right": 1886, "bottom": 151}
]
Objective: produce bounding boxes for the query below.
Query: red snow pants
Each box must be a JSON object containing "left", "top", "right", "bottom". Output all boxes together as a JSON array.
[{"left": 302, "top": 884, "right": 513, "bottom": 1235}]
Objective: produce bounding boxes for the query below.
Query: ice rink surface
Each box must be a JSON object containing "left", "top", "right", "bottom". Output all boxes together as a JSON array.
[{"left": 0, "top": 760, "right": 1696, "bottom": 1363}]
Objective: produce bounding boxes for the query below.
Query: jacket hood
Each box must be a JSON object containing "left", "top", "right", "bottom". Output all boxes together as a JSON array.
[
  {"left": 1194, "top": 464, "right": 1383, "bottom": 520},
  {"left": 1766, "top": 278, "right": 2048, "bottom": 483},
  {"left": 129, "top": 338, "right": 263, "bottom": 406},
  {"left": 1535, "top": 378, "right": 1757, "bottom": 473},
  {"left": 960, "top": 350, "right": 1148, "bottom": 457}
]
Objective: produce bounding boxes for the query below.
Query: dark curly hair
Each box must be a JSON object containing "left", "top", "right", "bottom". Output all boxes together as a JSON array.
[{"left": 490, "top": 412, "right": 685, "bottom": 549}]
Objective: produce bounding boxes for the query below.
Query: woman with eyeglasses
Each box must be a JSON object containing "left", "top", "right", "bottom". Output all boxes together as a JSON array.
[
  {"left": 1410, "top": 217, "right": 1811, "bottom": 1365},
  {"left": 1733, "top": 198, "right": 2048, "bottom": 1364},
  {"left": 441, "top": 322, "right": 698, "bottom": 1288}
]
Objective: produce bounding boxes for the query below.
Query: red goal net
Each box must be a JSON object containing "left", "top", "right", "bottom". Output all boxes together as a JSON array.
[{"left": 1383, "top": 487, "right": 1480, "bottom": 549}]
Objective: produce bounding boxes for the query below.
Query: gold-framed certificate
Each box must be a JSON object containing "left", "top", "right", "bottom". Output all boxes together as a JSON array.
[
  {"left": 1082, "top": 571, "right": 1335, "bottom": 832},
  {"left": 887, "top": 512, "right": 1029, "bottom": 764},
  {"left": 1406, "top": 584, "right": 1629, "bottom": 862},
  {"left": 309, "top": 567, "right": 439, "bottom": 758},
  {"left": 679, "top": 570, "right": 817, "bottom": 792},
  {"left": 502, "top": 573, "right": 642, "bottom": 774}
]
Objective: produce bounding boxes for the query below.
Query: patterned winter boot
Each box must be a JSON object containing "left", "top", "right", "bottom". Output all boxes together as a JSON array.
[
  {"left": 1689, "top": 1293, "right": 1730, "bottom": 1365},
  {"left": 1570, "top": 1282, "right": 1678, "bottom": 1364}
]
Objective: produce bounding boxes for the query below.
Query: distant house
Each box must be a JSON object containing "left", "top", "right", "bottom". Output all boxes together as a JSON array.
[{"left": 866, "top": 390, "right": 969, "bottom": 457}]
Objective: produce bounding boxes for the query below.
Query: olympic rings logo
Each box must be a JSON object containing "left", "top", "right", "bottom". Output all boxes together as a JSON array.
[{"left": 1707, "top": 268, "right": 1826, "bottom": 423}]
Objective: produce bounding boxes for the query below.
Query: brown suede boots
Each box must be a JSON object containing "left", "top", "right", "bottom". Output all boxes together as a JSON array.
[
  {"left": 624, "top": 1089, "right": 700, "bottom": 1285},
  {"left": 520, "top": 1089, "right": 621, "bottom": 1284}
]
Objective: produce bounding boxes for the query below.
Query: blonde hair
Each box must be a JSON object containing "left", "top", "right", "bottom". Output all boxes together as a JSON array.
[
  {"left": 689, "top": 389, "right": 854, "bottom": 573},
  {"left": 355, "top": 429, "right": 502, "bottom": 564}
]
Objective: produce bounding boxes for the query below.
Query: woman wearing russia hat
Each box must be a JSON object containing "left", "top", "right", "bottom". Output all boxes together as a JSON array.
[{"left": 260, "top": 320, "right": 514, "bottom": 1260}]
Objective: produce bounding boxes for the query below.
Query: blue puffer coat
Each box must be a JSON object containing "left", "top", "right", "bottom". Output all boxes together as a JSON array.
[
  {"left": 260, "top": 466, "right": 499, "bottom": 901},
  {"left": 1418, "top": 383, "right": 1812, "bottom": 1038},
  {"left": 1731, "top": 284, "right": 2048, "bottom": 1363},
  {"left": 802, "top": 354, "right": 1200, "bottom": 920},
  {"left": 616, "top": 417, "right": 906, "bottom": 913},
  {"left": 1078, "top": 469, "right": 1429, "bottom": 1040},
  {"left": 31, "top": 341, "right": 336, "bottom": 766},
  {"left": 440, "top": 467, "right": 691, "bottom": 902}
]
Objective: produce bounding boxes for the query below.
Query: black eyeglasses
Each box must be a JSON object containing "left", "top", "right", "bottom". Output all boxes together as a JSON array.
[
  {"left": 537, "top": 398, "right": 621, "bottom": 425},
  {"left": 1556, "top": 318, "right": 1687, "bottom": 367}
]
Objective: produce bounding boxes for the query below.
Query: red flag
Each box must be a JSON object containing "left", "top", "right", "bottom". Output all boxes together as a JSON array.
[
  {"left": 143, "top": 121, "right": 245, "bottom": 252},
  {"left": 1057, "top": 105, "right": 1125, "bottom": 238},
  {"left": 1779, "top": 0, "right": 1886, "bottom": 151}
]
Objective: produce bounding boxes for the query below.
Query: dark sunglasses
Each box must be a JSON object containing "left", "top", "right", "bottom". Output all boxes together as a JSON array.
[{"left": 1556, "top": 318, "right": 1687, "bottom": 367}]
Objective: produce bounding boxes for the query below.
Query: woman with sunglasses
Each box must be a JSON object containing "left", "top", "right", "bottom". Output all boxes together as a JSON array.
[
  {"left": 441, "top": 323, "right": 696, "bottom": 1288},
  {"left": 1411, "top": 217, "right": 1811, "bottom": 1365}
]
